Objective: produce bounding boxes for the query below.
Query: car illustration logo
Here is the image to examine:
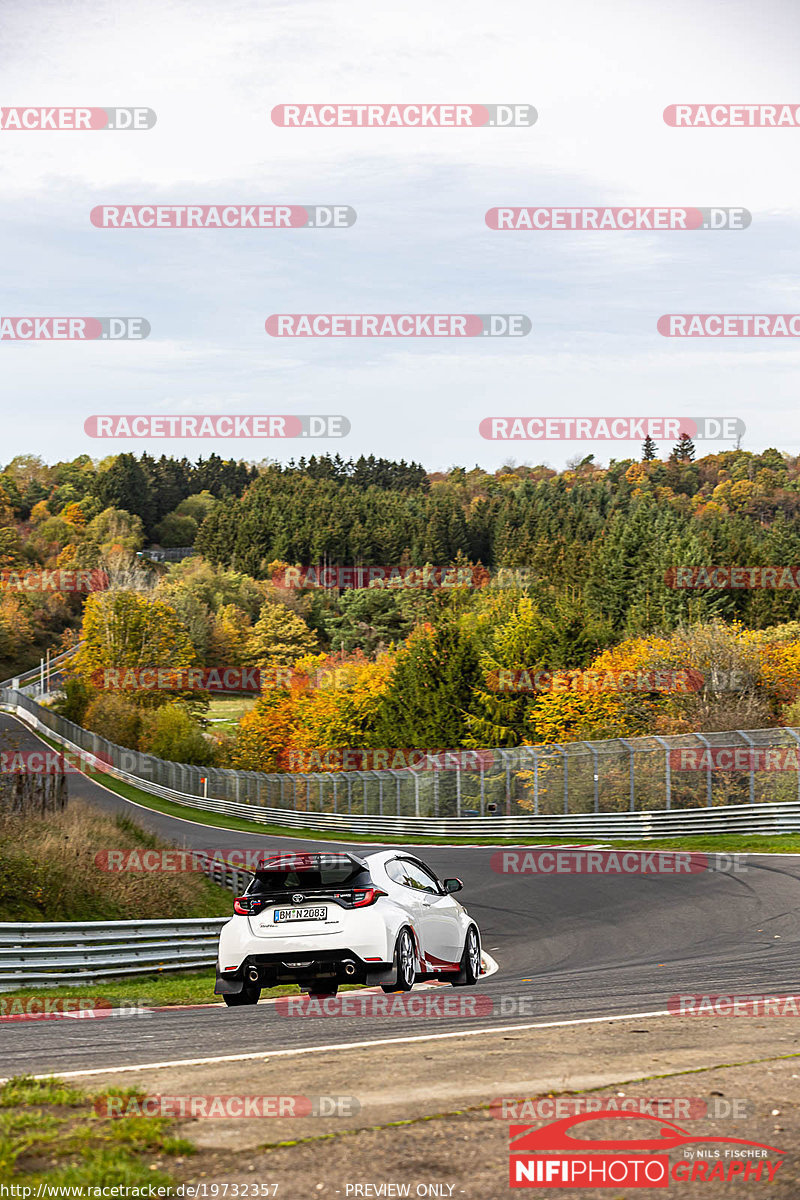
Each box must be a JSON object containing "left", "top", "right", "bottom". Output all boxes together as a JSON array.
[
  {"left": 508, "top": 1111, "right": 785, "bottom": 1188},
  {"left": 510, "top": 1111, "right": 784, "bottom": 1154},
  {"left": 292, "top": 893, "right": 304, "bottom": 903}
]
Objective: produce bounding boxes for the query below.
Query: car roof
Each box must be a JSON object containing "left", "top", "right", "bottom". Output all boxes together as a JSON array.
[{"left": 365, "top": 849, "right": 433, "bottom": 869}]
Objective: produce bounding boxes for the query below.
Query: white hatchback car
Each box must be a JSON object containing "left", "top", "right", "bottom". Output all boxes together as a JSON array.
[{"left": 215, "top": 850, "right": 482, "bottom": 1005}]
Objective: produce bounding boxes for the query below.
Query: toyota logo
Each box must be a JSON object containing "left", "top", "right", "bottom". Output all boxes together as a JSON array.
[{"left": 292, "top": 893, "right": 304, "bottom": 903}]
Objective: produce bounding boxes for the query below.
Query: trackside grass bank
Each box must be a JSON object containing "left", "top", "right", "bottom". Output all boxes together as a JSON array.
[
  {"left": 0, "top": 799, "right": 232, "bottom": 922},
  {"left": 0, "top": 1076, "right": 193, "bottom": 1189}
]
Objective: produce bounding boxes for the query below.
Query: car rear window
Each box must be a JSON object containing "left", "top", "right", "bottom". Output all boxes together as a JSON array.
[{"left": 248, "top": 864, "right": 372, "bottom": 892}]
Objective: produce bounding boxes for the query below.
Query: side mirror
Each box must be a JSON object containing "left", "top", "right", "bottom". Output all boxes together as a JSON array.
[{"left": 443, "top": 878, "right": 463, "bottom": 893}]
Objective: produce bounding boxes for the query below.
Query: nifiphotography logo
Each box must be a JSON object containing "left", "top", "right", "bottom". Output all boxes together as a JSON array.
[{"left": 508, "top": 1111, "right": 783, "bottom": 1188}]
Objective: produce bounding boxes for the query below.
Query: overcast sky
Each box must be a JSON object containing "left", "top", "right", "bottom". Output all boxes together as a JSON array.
[{"left": 1, "top": 0, "right": 799, "bottom": 471}]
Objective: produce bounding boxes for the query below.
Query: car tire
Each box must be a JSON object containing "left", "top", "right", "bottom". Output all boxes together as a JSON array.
[
  {"left": 450, "top": 926, "right": 481, "bottom": 987},
  {"left": 381, "top": 928, "right": 416, "bottom": 993},
  {"left": 222, "top": 982, "right": 261, "bottom": 1006}
]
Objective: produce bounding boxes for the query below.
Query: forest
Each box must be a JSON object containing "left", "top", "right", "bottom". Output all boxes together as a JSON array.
[{"left": 3, "top": 440, "right": 800, "bottom": 772}]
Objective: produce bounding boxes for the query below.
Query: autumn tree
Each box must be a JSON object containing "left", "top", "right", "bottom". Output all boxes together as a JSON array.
[
  {"left": 246, "top": 603, "right": 318, "bottom": 670},
  {"left": 75, "top": 590, "right": 196, "bottom": 708}
]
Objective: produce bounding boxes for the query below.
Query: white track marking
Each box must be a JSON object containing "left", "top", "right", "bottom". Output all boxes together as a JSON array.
[{"left": 4, "top": 1007, "right": 674, "bottom": 1083}]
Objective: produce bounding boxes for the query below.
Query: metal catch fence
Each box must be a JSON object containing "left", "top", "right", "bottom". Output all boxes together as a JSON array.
[{"left": 3, "top": 686, "right": 800, "bottom": 826}]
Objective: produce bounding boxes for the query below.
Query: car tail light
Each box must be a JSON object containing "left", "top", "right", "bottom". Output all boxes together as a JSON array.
[
  {"left": 233, "top": 895, "right": 266, "bottom": 915},
  {"left": 351, "top": 887, "right": 387, "bottom": 908}
]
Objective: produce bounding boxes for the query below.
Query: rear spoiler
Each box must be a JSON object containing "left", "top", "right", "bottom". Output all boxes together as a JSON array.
[
  {"left": 196, "top": 849, "right": 368, "bottom": 876},
  {"left": 247, "top": 851, "right": 367, "bottom": 876}
]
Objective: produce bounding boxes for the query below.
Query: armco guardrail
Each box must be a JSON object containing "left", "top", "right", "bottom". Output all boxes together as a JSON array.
[
  {"left": 197, "top": 853, "right": 253, "bottom": 896},
  {"left": 5, "top": 646, "right": 76, "bottom": 696},
  {"left": 137, "top": 547, "right": 197, "bottom": 563},
  {"left": 0, "top": 918, "right": 228, "bottom": 990},
  {"left": 3, "top": 686, "right": 800, "bottom": 837}
]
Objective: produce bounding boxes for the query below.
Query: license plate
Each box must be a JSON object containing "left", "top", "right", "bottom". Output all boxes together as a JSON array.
[{"left": 273, "top": 906, "right": 327, "bottom": 923}]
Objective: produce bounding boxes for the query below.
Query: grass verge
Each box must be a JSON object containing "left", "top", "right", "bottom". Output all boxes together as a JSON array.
[
  {"left": 0, "top": 967, "right": 312, "bottom": 1008},
  {"left": 0, "top": 1076, "right": 193, "bottom": 1188},
  {"left": 0, "top": 968, "right": 367, "bottom": 1009},
  {"left": 0, "top": 798, "right": 233, "bottom": 923}
]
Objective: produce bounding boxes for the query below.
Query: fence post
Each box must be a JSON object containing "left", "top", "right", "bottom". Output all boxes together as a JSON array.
[
  {"left": 456, "top": 761, "right": 461, "bottom": 818},
  {"left": 562, "top": 748, "right": 569, "bottom": 814},
  {"left": 736, "top": 731, "right": 756, "bottom": 804},
  {"left": 532, "top": 748, "right": 539, "bottom": 816},
  {"left": 620, "top": 739, "right": 636, "bottom": 811},
  {"left": 786, "top": 728, "right": 800, "bottom": 802},
  {"left": 582, "top": 742, "right": 600, "bottom": 813},
  {"left": 695, "top": 734, "right": 713, "bottom": 807},
  {"left": 414, "top": 772, "right": 420, "bottom": 818},
  {"left": 653, "top": 737, "right": 671, "bottom": 810}
]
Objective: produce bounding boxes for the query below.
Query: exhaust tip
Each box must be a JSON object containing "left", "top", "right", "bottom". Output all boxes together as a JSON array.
[
  {"left": 343, "top": 961, "right": 357, "bottom": 976},
  {"left": 247, "top": 965, "right": 260, "bottom": 983}
]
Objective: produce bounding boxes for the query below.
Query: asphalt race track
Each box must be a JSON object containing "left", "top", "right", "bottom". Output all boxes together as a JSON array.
[{"left": 2, "top": 711, "right": 800, "bottom": 1079}]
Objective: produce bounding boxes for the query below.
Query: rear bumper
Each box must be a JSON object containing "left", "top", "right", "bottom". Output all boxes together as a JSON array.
[
  {"left": 215, "top": 949, "right": 395, "bottom": 994},
  {"left": 217, "top": 913, "right": 394, "bottom": 978}
]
